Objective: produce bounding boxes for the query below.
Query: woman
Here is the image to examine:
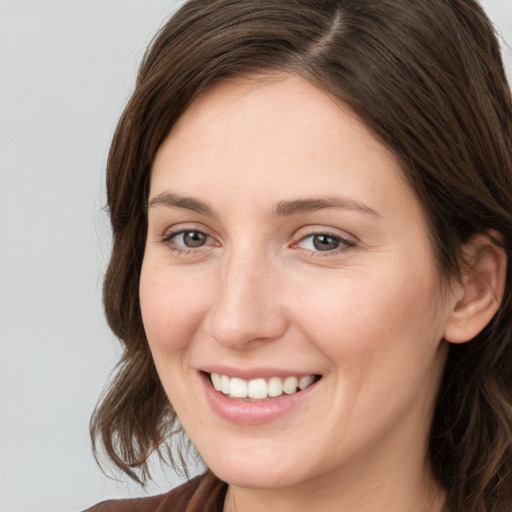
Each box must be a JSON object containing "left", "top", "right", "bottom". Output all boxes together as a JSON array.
[{"left": 87, "top": 0, "right": 512, "bottom": 511}]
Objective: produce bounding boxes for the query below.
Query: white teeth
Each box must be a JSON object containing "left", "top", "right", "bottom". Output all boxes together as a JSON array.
[
  {"left": 267, "top": 376, "right": 283, "bottom": 397},
  {"left": 221, "top": 375, "right": 230, "bottom": 394},
  {"left": 247, "top": 378, "right": 267, "bottom": 399},
  {"left": 299, "top": 375, "right": 315, "bottom": 390},
  {"left": 209, "top": 373, "right": 317, "bottom": 400},
  {"left": 283, "top": 376, "right": 299, "bottom": 394},
  {"left": 211, "top": 372, "right": 222, "bottom": 391},
  {"left": 230, "top": 377, "right": 248, "bottom": 398}
]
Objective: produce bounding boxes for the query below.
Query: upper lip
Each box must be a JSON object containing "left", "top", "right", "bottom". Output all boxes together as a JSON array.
[{"left": 200, "top": 365, "right": 320, "bottom": 380}]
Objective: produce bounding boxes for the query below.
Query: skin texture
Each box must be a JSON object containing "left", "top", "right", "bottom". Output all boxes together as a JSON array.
[{"left": 139, "top": 75, "right": 462, "bottom": 512}]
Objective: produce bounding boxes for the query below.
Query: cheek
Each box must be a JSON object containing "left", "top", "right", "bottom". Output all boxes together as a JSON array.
[
  {"left": 139, "top": 261, "right": 214, "bottom": 418},
  {"left": 139, "top": 261, "right": 212, "bottom": 355},
  {"left": 295, "top": 264, "right": 445, "bottom": 375},
  {"left": 297, "top": 267, "right": 447, "bottom": 439}
]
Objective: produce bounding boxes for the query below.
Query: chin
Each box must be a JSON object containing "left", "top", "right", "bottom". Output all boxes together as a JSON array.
[
  {"left": 210, "top": 461, "right": 304, "bottom": 489},
  {"left": 195, "top": 438, "right": 316, "bottom": 489}
]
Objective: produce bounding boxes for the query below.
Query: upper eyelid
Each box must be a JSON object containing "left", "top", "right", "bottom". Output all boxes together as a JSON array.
[
  {"left": 163, "top": 226, "right": 208, "bottom": 236},
  {"left": 158, "top": 229, "right": 218, "bottom": 255},
  {"left": 161, "top": 227, "right": 214, "bottom": 243},
  {"left": 159, "top": 222, "right": 215, "bottom": 238},
  {"left": 293, "top": 233, "right": 354, "bottom": 248},
  {"left": 292, "top": 226, "right": 357, "bottom": 243}
]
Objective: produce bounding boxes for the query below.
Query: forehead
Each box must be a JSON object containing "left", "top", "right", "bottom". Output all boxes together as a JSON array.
[
  {"left": 152, "top": 73, "right": 405, "bottom": 196},
  {"left": 170, "top": 74, "right": 379, "bottom": 150},
  {"left": 152, "top": 75, "right": 422, "bottom": 222}
]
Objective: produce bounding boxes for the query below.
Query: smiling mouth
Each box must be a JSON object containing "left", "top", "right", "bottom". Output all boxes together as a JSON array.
[{"left": 208, "top": 373, "right": 321, "bottom": 401}]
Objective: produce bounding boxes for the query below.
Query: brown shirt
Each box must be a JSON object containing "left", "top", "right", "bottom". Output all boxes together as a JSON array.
[{"left": 83, "top": 472, "right": 227, "bottom": 512}]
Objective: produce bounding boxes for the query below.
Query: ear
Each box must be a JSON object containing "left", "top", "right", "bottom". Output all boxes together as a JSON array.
[{"left": 444, "top": 231, "right": 507, "bottom": 344}]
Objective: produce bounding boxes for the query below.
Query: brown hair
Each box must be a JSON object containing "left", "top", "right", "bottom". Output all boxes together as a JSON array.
[{"left": 90, "top": 1, "right": 512, "bottom": 510}]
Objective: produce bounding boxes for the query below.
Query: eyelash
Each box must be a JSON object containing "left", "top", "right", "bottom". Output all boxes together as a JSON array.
[
  {"left": 293, "top": 231, "right": 356, "bottom": 256},
  {"left": 159, "top": 229, "right": 215, "bottom": 255},
  {"left": 158, "top": 228, "right": 356, "bottom": 256}
]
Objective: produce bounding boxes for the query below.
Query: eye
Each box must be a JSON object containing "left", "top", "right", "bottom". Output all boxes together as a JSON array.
[
  {"left": 161, "top": 229, "right": 215, "bottom": 252},
  {"left": 296, "top": 232, "right": 354, "bottom": 253},
  {"left": 174, "top": 230, "right": 209, "bottom": 248}
]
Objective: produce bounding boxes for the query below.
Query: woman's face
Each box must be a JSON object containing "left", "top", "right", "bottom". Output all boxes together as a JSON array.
[{"left": 140, "top": 75, "right": 457, "bottom": 492}]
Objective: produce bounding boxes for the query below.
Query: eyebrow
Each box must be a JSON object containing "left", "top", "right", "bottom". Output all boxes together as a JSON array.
[
  {"left": 273, "top": 196, "right": 380, "bottom": 217},
  {"left": 147, "top": 191, "right": 379, "bottom": 217},
  {"left": 148, "top": 192, "right": 214, "bottom": 215}
]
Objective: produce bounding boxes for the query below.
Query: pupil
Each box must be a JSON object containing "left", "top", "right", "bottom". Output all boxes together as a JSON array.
[
  {"left": 184, "top": 231, "right": 206, "bottom": 248},
  {"left": 313, "top": 234, "right": 339, "bottom": 251}
]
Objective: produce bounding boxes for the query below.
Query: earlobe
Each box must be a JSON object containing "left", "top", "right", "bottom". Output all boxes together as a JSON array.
[{"left": 443, "top": 231, "right": 507, "bottom": 344}]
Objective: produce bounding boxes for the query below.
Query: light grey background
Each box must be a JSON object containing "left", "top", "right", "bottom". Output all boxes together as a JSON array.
[{"left": 1, "top": 1, "right": 511, "bottom": 511}]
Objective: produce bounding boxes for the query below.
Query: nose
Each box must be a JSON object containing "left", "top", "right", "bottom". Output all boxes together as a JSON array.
[{"left": 205, "top": 250, "right": 288, "bottom": 349}]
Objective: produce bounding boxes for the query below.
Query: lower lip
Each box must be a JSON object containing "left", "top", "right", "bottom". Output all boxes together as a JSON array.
[{"left": 201, "top": 374, "right": 319, "bottom": 425}]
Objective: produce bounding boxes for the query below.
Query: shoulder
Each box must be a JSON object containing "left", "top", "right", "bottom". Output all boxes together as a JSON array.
[{"left": 83, "top": 472, "right": 227, "bottom": 512}]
